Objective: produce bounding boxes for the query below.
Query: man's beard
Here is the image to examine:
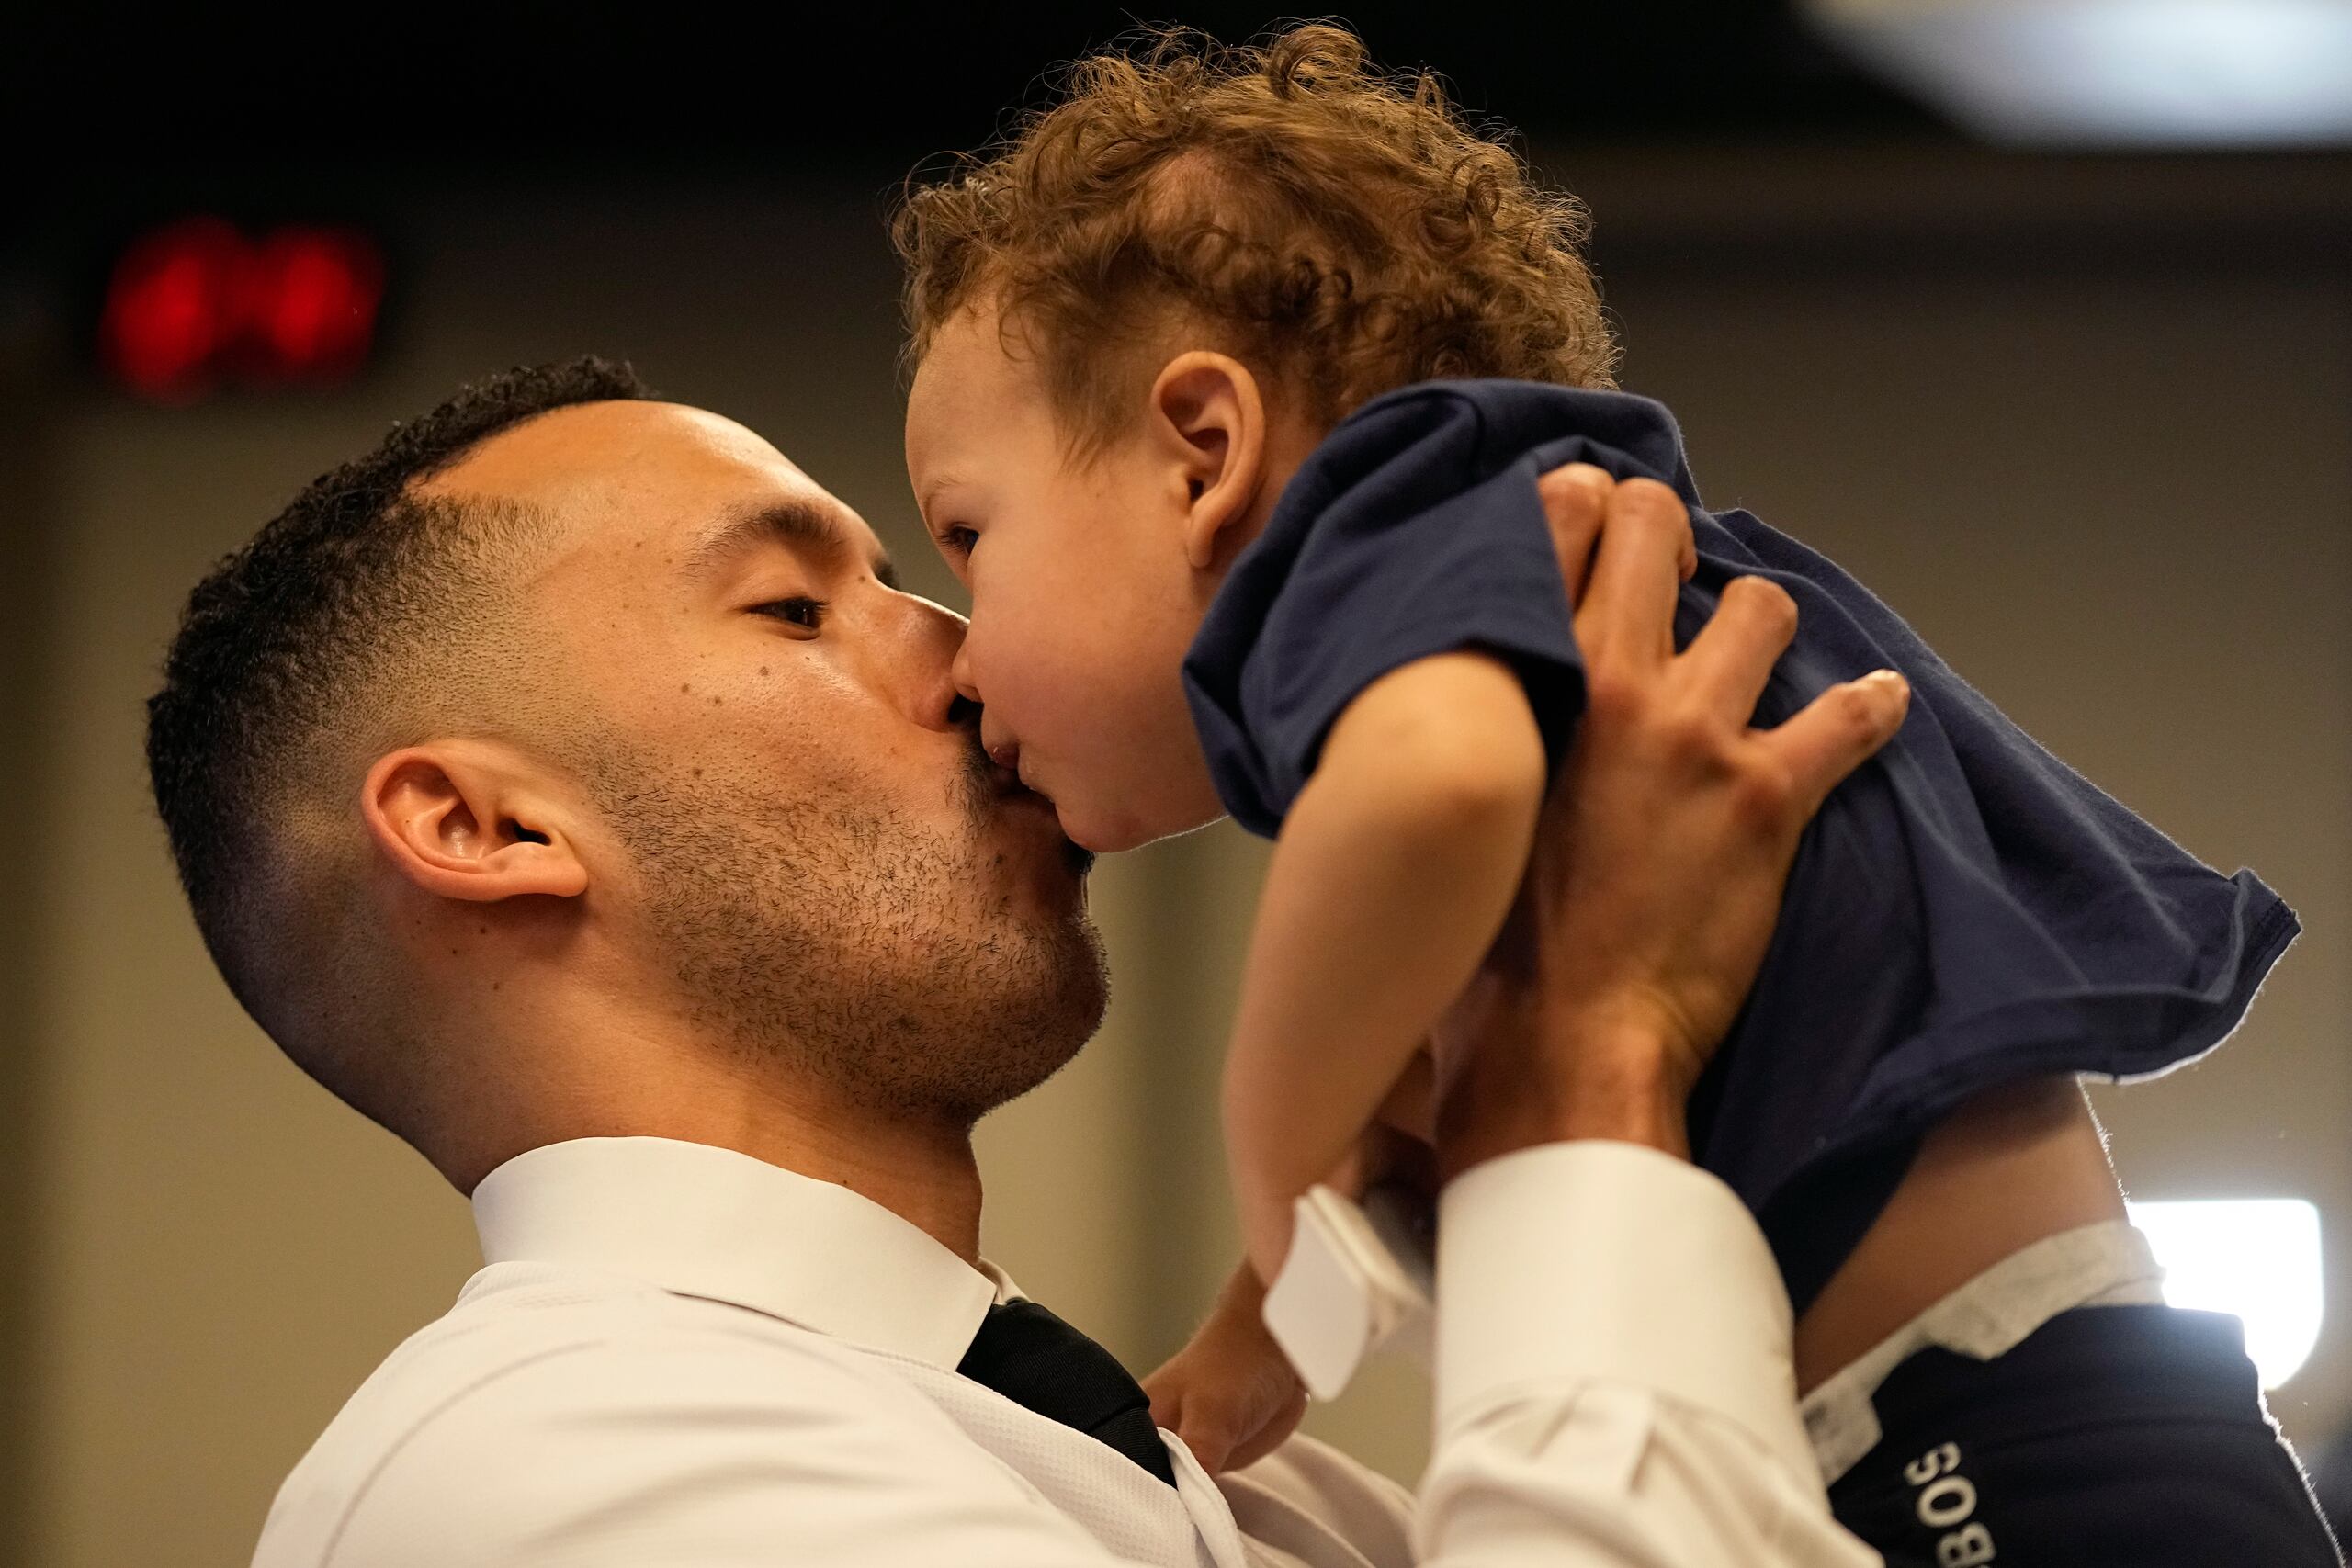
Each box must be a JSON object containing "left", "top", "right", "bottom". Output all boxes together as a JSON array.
[{"left": 590, "top": 739, "right": 1107, "bottom": 1128}]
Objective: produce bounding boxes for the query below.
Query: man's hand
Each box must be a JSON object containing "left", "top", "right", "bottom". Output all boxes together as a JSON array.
[{"left": 1432, "top": 466, "right": 1910, "bottom": 1180}]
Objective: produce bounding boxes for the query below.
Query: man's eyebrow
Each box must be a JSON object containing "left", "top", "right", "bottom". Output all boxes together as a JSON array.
[{"left": 685, "top": 500, "right": 899, "bottom": 588}]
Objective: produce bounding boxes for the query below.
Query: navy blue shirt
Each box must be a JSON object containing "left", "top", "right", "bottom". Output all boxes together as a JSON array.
[{"left": 1182, "top": 380, "right": 2299, "bottom": 1312}]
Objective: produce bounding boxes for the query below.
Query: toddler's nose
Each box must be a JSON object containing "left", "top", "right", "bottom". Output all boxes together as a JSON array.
[{"left": 949, "top": 634, "right": 984, "bottom": 706}]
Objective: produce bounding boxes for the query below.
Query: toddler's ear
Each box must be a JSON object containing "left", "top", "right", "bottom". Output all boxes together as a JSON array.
[{"left": 1148, "top": 352, "right": 1268, "bottom": 571}]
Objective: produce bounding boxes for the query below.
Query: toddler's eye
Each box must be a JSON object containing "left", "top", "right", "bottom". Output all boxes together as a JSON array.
[
  {"left": 754, "top": 597, "right": 828, "bottom": 630},
  {"left": 938, "top": 525, "right": 978, "bottom": 558}
]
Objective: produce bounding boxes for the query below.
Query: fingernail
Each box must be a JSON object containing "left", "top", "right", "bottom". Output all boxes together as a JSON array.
[{"left": 1861, "top": 669, "right": 1906, "bottom": 692}]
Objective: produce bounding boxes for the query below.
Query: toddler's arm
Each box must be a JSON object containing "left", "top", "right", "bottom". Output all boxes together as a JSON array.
[{"left": 1223, "top": 649, "right": 1547, "bottom": 1287}]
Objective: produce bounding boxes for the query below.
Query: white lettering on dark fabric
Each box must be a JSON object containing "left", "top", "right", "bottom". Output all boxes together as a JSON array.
[{"left": 1903, "top": 1440, "right": 1996, "bottom": 1563}]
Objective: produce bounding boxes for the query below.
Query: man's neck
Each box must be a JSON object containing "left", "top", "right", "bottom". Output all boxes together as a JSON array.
[
  {"left": 451, "top": 1032, "right": 989, "bottom": 1266},
  {"left": 717, "top": 1084, "right": 988, "bottom": 1267}
]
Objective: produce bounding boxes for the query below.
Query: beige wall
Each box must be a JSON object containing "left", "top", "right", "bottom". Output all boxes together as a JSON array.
[{"left": 15, "top": 152, "right": 2350, "bottom": 1564}]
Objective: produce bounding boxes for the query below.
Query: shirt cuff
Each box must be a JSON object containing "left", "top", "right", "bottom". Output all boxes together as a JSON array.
[{"left": 1435, "top": 1140, "right": 1818, "bottom": 1487}]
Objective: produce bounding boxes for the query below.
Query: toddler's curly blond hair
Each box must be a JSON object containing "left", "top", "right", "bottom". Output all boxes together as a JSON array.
[{"left": 893, "top": 23, "right": 1619, "bottom": 456}]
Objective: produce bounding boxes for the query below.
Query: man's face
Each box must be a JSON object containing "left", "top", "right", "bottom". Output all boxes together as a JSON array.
[{"left": 426, "top": 400, "right": 1106, "bottom": 1123}]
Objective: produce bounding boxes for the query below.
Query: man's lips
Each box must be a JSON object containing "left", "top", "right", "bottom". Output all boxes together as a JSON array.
[
  {"left": 981, "top": 750, "right": 1034, "bottom": 801},
  {"left": 984, "top": 756, "right": 1060, "bottom": 822},
  {"left": 984, "top": 739, "right": 1046, "bottom": 803}
]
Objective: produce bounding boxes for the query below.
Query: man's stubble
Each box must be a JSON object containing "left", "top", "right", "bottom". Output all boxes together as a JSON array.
[{"left": 588, "top": 737, "right": 1109, "bottom": 1129}]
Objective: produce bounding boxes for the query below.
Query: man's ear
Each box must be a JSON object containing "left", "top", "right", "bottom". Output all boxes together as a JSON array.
[
  {"left": 1148, "top": 352, "right": 1269, "bottom": 571},
  {"left": 360, "top": 743, "right": 590, "bottom": 904}
]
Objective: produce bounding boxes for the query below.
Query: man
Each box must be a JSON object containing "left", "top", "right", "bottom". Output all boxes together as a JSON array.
[{"left": 148, "top": 357, "right": 1907, "bottom": 1565}]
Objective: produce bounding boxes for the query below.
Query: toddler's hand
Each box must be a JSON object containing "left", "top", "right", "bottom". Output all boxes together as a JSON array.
[{"left": 1144, "top": 1262, "right": 1309, "bottom": 1474}]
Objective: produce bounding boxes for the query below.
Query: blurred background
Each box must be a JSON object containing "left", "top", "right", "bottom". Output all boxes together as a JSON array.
[{"left": 4, "top": 2, "right": 2348, "bottom": 1562}]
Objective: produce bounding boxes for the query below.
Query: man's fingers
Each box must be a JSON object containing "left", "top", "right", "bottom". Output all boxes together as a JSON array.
[
  {"left": 1679, "top": 575, "right": 1798, "bottom": 724},
  {"left": 1574, "top": 478, "right": 1692, "bottom": 671},
  {"left": 1533, "top": 463, "right": 1695, "bottom": 609},
  {"left": 1533, "top": 463, "right": 1613, "bottom": 604},
  {"left": 1757, "top": 670, "right": 1911, "bottom": 818}
]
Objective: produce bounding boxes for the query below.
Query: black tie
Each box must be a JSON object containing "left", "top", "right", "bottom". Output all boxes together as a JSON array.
[{"left": 956, "top": 1299, "right": 1178, "bottom": 1486}]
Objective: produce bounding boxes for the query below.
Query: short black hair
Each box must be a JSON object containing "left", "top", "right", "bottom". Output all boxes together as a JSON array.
[{"left": 146, "top": 355, "right": 651, "bottom": 993}]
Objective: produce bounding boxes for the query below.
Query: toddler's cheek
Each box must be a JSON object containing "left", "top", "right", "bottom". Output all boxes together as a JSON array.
[
  {"left": 1045, "top": 759, "right": 1183, "bottom": 853},
  {"left": 1053, "top": 796, "right": 1150, "bottom": 856}
]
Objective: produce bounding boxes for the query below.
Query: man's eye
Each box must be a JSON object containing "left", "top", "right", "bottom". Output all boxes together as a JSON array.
[{"left": 754, "top": 597, "right": 828, "bottom": 629}]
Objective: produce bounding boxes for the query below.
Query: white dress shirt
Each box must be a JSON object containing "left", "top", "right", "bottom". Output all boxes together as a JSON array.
[{"left": 252, "top": 1135, "right": 1879, "bottom": 1567}]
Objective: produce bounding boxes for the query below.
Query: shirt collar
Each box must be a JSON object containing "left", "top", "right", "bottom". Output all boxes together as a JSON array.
[{"left": 471, "top": 1135, "right": 1014, "bottom": 1370}]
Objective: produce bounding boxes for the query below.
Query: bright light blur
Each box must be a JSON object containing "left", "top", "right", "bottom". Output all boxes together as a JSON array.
[
  {"left": 1803, "top": 0, "right": 2352, "bottom": 146},
  {"left": 97, "top": 219, "right": 387, "bottom": 403},
  {"left": 2129, "top": 1199, "right": 2325, "bottom": 1389}
]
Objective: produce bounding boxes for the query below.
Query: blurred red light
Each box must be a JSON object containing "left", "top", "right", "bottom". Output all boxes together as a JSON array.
[
  {"left": 99, "top": 219, "right": 386, "bottom": 402},
  {"left": 100, "top": 218, "right": 247, "bottom": 401},
  {"left": 251, "top": 230, "right": 385, "bottom": 382}
]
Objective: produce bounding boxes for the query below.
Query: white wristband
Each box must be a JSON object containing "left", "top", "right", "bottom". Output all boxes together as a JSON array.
[{"left": 1260, "top": 1182, "right": 1436, "bottom": 1401}]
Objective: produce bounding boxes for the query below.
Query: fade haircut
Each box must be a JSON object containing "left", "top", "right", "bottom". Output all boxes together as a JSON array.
[
  {"left": 892, "top": 23, "right": 1619, "bottom": 456},
  {"left": 146, "top": 356, "right": 650, "bottom": 1020}
]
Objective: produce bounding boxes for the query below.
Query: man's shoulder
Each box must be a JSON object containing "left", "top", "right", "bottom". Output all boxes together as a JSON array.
[{"left": 253, "top": 1259, "right": 964, "bottom": 1568}]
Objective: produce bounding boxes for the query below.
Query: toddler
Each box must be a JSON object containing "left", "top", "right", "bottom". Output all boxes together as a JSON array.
[{"left": 896, "top": 25, "right": 2332, "bottom": 1562}]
